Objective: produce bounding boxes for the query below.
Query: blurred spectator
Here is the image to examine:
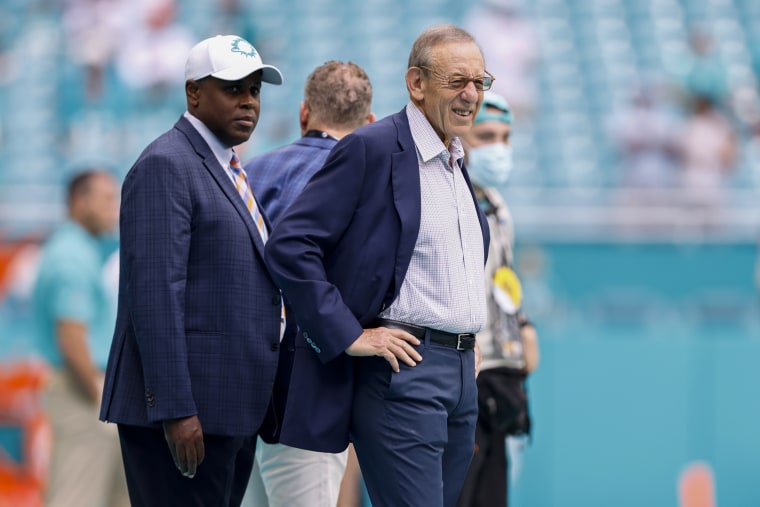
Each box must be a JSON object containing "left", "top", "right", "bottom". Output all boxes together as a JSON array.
[
  {"left": 114, "top": 0, "right": 194, "bottom": 104},
  {"left": 680, "top": 28, "right": 728, "bottom": 107},
  {"left": 208, "top": 0, "right": 258, "bottom": 42},
  {"left": 608, "top": 81, "right": 683, "bottom": 192},
  {"left": 30, "top": 170, "right": 129, "bottom": 507},
  {"left": 60, "top": 0, "right": 132, "bottom": 101},
  {"left": 463, "top": 0, "right": 539, "bottom": 121},
  {"left": 747, "top": 120, "right": 760, "bottom": 186},
  {"left": 678, "top": 95, "right": 738, "bottom": 212}
]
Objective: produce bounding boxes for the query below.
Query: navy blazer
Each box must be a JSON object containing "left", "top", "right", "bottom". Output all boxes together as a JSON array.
[
  {"left": 265, "top": 108, "right": 490, "bottom": 452},
  {"left": 245, "top": 134, "right": 337, "bottom": 443},
  {"left": 100, "top": 116, "right": 282, "bottom": 437},
  {"left": 247, "top": 135, "right": 338, "bottom": 227}
]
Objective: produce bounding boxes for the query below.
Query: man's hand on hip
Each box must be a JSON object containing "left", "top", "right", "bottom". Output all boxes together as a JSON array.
[
  {"left": 163, "top": 415, "right": 205, "bottom": 478},
  {"left": 346, "top": 327, "right": 422, "bottom": 373}
]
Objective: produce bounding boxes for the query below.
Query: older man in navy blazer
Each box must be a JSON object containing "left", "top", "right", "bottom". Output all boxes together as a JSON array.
[
  {"left": 265, "top": 24, "right": 492, "bottom": 507},
  {"left": 100, "top": 35, "right": 284, "bottom": 506}
]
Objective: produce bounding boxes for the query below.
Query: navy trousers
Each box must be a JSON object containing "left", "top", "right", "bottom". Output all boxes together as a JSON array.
[
  {"left": 351, "top": 336, "right": 478, "bottom": 507},
  {"left": 117, "top": 424, "right": 255, "bottom": 507}
]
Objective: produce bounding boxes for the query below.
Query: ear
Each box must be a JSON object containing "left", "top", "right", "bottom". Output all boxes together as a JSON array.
[
  {"left": 299, "top": 102, "right": 309, "bottom": 133},
  {"left": 366, "top": 112, "right": 377, "bottom": 124},
  {"left": 405, "top": 67, "right": 425, "bottom": 103},
  {"left": 68, "top": 194, "right": 86, "bottom": 222},
  {"left": 186, "top": 80, "right": 201, "bottom": 108}
]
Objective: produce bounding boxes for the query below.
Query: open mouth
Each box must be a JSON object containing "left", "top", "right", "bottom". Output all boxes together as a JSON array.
[{"left": 453, "top": 108, "right": 472, "bottom": 119}]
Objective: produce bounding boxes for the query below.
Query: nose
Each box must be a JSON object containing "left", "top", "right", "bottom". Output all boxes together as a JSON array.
[
  {"left": 459, "top": 80, "right": 480, "bottom": 102},
  {"left": 241, "top": 89, "right": 259, "bottom": 108}
]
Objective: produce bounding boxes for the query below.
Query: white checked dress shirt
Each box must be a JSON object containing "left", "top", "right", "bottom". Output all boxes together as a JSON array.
[{"left": 379, "top": 102, "right": 487, "bottom": 334}]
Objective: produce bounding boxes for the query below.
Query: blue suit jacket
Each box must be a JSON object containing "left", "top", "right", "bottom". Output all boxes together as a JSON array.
[
  {"left": 100, "top": 116, "right": 282, "bottom": 436},
  {"left": 244, "top": 134, "right": 337, "bottom": 443},
  {"left": 265, "top": 108, "right": 490, "bottom": 452},
  {"left": 247, "top": 135, "right": 338, "bottom": 227}
]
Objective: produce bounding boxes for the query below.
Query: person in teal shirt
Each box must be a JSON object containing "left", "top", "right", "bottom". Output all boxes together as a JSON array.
[
  {"left": 33, "top": 216, "right": 114, "bottom": 373},
  {"left": 31, "top": 169, "right": 129, "bottom": 507}
]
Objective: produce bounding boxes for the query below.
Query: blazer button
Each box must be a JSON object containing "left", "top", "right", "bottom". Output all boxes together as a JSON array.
[
  {"left": 270, "top": 342, "right": 279, "bottom": 351},
  {"left": 272, "top": 294, "right": 280, "bottom": 305}
]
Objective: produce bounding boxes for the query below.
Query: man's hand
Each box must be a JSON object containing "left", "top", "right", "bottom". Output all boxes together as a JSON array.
[
  {"left": 474, "top": 341, "right": 482, "bottom": 378},
  {"left": 346, "top": 327, "right": 422, "bottom": 373},
  {"left": 163, "top": 415, "right": 205, "bottom": 479},
  {"left": 56, "top": 320, "right": 103, "bottom": 404}
]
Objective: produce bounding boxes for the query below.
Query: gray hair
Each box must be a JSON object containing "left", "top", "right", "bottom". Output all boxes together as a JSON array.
[{"left": 407, "top": 24, "right": 481, "bottom": 69}]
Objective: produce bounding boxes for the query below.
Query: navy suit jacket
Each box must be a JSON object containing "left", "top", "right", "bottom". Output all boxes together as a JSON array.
[
  {"left": 247, "top": 135, "right": 338, "bottom": 227},
  {"left": 245, "top": 134, "right": 337, "bottom": 443},
  {"left": 100, "top": 116, "right": 282, "bottom": 437},
  {"left": 265, "top": 108, "right": 490, "bottom": 452}
]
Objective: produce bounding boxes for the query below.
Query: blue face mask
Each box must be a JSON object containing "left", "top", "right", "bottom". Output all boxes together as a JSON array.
[{"left": 466, "top": 143, "right": 514, "bottom": 188}]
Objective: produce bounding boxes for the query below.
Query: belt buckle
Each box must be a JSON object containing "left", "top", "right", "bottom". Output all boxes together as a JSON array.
[{"left": 456, "top": 334, "right": 467, "bottom": 351}]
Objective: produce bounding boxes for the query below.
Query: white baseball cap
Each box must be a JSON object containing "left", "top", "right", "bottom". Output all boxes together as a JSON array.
[{"left": 185, "top": 35, "right": 283, "bottom": 84}]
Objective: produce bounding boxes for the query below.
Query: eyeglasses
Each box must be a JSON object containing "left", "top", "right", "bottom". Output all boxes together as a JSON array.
[{"left": 418, "top": 66, "right": 495, "bottom": 91}]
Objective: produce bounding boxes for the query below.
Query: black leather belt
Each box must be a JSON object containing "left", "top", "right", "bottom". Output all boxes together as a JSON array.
[{"left": 372, "top": 318, "right": 476, "bottom": 351}]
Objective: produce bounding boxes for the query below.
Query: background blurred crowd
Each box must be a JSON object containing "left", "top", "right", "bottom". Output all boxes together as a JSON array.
[
  {"left": 1, "top": 0, "right": 759, "bottom": 506},
  {"left": 0, "top": 0, "right": 759, "bottom": 234}
]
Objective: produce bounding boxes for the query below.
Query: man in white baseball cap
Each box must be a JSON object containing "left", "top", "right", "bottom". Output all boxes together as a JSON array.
[
  {"left": 99, "top": 34, "right": 285, "bottom": 506},
  {"left": 185, "top": 34, "right": 283, "bottom": 84}
]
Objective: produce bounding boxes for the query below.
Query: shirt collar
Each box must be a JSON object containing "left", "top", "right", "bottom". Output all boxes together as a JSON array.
[
  {"left": 405, "top": 102, "right": 465, "bottom": 166},
  {"left": 184, "top": 111, "right": 235, "bottom": 170},
  {"left": 61, "top": 219, "right": 100, "bottom": 250},
  {"left": 63, "top": 218, "right": 92, "bottom": 237}
]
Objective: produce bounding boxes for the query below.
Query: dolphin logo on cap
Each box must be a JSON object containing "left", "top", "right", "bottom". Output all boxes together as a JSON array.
[{"left": 230, "top": 37, "right": 258, "bottom": 59}]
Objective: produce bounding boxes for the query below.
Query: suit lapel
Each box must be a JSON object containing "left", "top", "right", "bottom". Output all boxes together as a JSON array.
[
  {"left": 205, "top": 157, "right": 268, "bottom": 257},
  {"left": 175, "top": 117, "right": 267, "bottom": 258},
  {"left": 390, "top": 110, "right": 422, "bottom": 293},
  {"left": 388, "top": 109, "right": 490, "bottom": 274},
  {"left": 459, "top": 158, "right": 491, "bottom": 264}
]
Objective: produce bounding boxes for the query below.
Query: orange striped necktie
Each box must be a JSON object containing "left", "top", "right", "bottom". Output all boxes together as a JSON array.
[
  {"left": 229, "top": 152, "right": 286, "bottom": 340},
  {"left": 229, "top": 152, "right": 268, "bottom": 243}
]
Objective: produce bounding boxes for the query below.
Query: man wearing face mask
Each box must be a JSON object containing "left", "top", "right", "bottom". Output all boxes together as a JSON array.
[{"left": 457, "top": 91, "right": 539, "bottom": 507}]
